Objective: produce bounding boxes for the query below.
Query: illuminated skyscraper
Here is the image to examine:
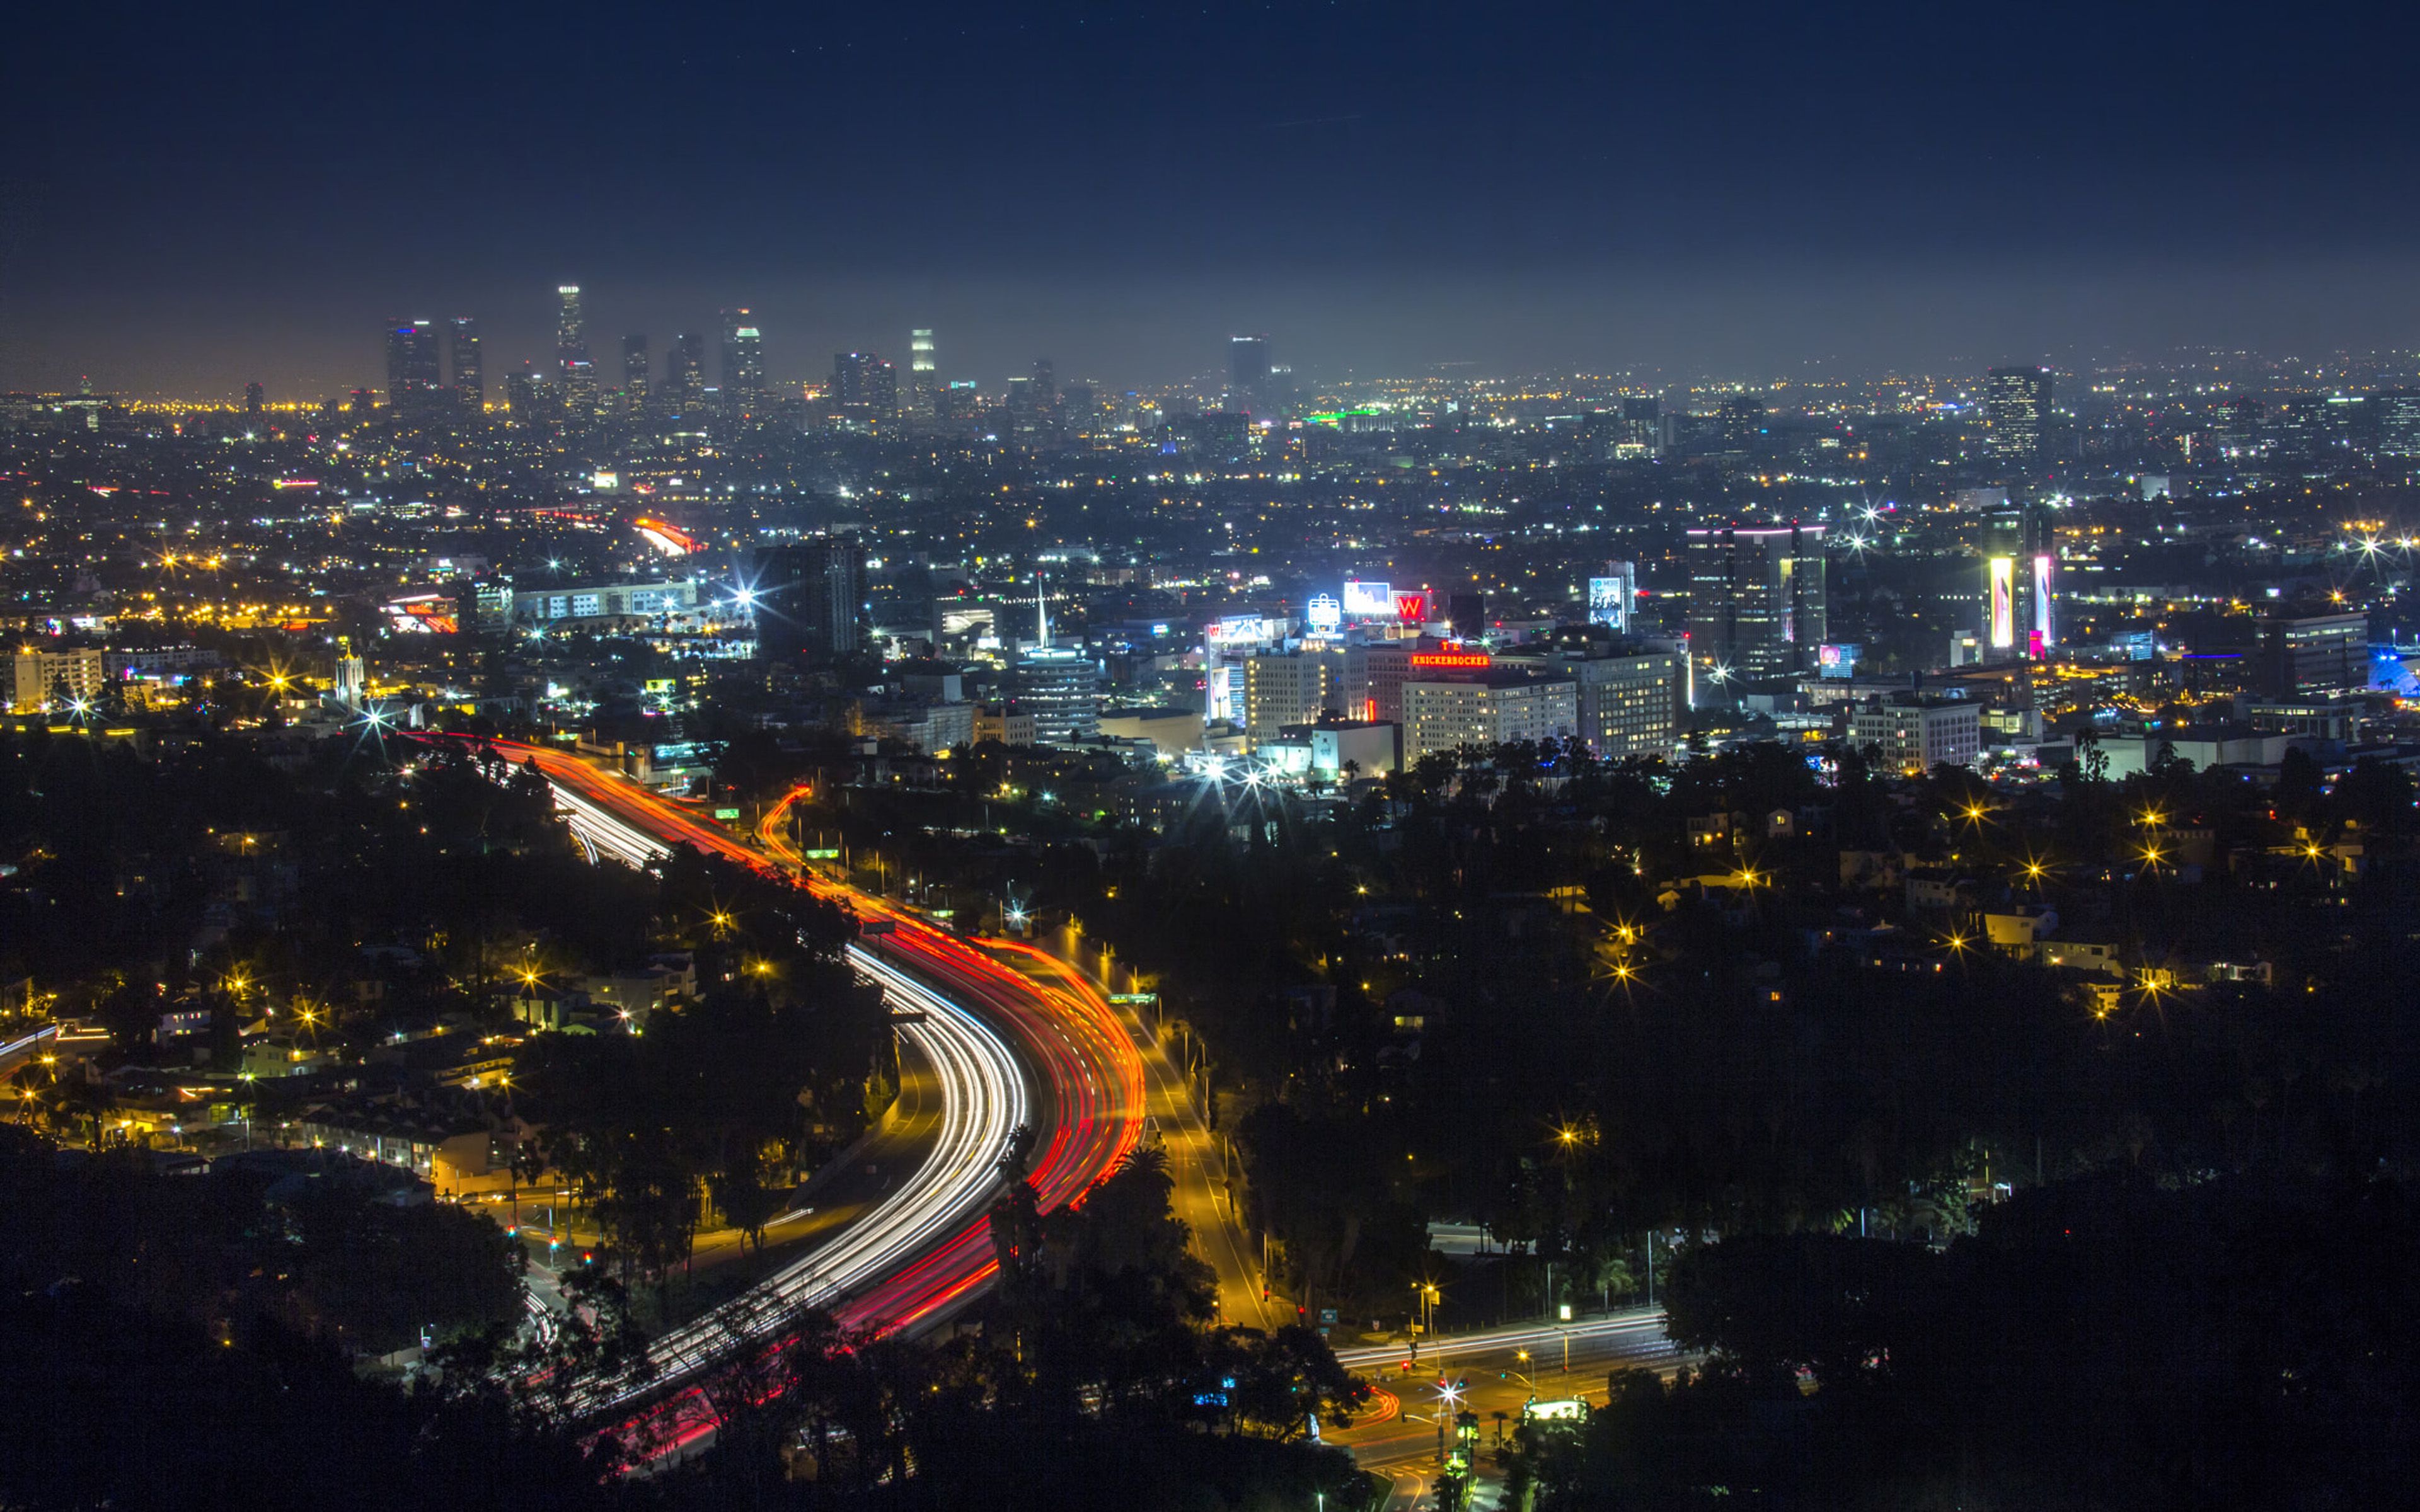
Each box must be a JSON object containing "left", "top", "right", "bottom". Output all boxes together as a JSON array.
[
  {"left": 1985, "top": 365, "right": 2051, "bottom": 461},
  {"left": 832, "top": 352, "right": 897, "bottom": 421},
  {"left": 1685, "top": 524, "right": 1827, "bottom": 696},
  {"left": 384, "top": 319, "right": 441, "bottom": 413},
  {"left": 667, "top": 332, "right": 705, "bottom": 411},
  {"left": 449, "top": 316, "right": 482, "bottom": 411},
  {"left": 1229, "top": 334, "right": 1270, "bottom": 413},
  {"left": 909, "top": 328, "right": 938, "bottom": 420},
  {"left": 751, "top": 536, "right": 865, "bottom": 665},
  {"left": 721, "top": 308, "right": 765, "bottom": 411},
  {"left": 556, "top": 285, "right": 596, "bottom": 413},
  {"left": 620, "top": 334, "right": 650, "bottom": 413}
]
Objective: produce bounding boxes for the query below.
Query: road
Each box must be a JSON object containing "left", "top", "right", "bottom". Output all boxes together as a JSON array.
[
  {"left": 442, "top": 738, "right": 1146, "bottom": 1452},
  {"left": 984, "top": 937, "right": 1277, "bottom": 1331},
  {"left": 1330, "top": 1308, "right": 1683, "bottom": 1506}
]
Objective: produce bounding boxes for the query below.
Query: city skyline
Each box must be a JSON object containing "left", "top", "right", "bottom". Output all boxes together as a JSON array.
[{"left": 6, "top": 2, "right": 2418, "bottom": 394}]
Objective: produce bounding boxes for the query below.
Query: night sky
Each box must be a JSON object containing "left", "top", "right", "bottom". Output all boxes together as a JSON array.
[{"left": 3, "top": 1, "right": 2412, "bottom": 396}]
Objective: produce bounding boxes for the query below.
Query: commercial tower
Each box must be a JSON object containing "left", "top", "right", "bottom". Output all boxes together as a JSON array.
[
  {"left": 620, "top": 334, "right": 650, "bottom": 413},
  {"left": 832, "top": 352, "right": 897, "bottom": 421},
  {"left": 556, "top": 285, "right": 596, "bottom": 413},
  {"left": 720, "top": 309, "right": 765, "bottom": 412},
  {"left": 1985, "top": 365, "right": 2052, "bottom": 461},
  {"left": 667, "top": 333, "right": 705, "bottom": 411},
  {"left": 1685, "top": 524, "right": 1828, "bottom": 696},
  {"left": 750, "top": 537, "right": 865, "bottom": 665},
  {"left": 1229, "top": 334, "right": 1270, "bottom": 413},
  {"left": 384, "top": 320, "right": 441, "bottom": 413},
  {"left": 909, "top": 328, "right": 938, "bottom": 420},
  {"left": 448, "top": 317, "right": 483, "bottom": 411}
]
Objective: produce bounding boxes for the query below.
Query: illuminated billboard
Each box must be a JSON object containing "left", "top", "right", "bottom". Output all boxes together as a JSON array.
[
  {"left": 1394, "top": 590, "right": 1431, "bottom": 623},
  {"left": 1408, "top": 651, "right": 1492, "bottom": 670},
  {"left": 1305, "top": 593, "right": 1342, "bottom": 634},
  {"left": 1817, "top": 643, "right": 1860, "bottom": 677},
  {"left": 1341, "top": 580, "right": 1393, "bottom": 617},
  {"left": 2031, "top": 554, "right": 2054, "bottom": 652},
  {"left": 1987, "top": 558, "right": 2015, "bottom": 650}
]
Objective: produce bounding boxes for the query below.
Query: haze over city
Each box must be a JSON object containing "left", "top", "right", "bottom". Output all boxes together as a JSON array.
[
  {"left": 8, "top": 1, "right": 2419, "bottom": 394},
  {"left": 5, "top": 5, "right": 2420, "bottom": 1511}
]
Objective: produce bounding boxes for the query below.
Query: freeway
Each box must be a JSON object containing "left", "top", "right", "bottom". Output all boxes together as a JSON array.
[{"left": 441, "top": 738, "right": 1145, "bottom": 1440}]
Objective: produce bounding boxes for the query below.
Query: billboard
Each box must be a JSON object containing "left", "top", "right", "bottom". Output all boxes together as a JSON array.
[
  {"left": 1305, "top": 593, "right": 1342, "bottom": 634},
  {"left": 1817, "top": 643, "right": 1860, "bottom": 677},
  {"left": 1342, "top": 580, "right": 1394, "bottom": 617},
  {"left": 2031, "top": 554, "right": 2054, "bottom": 652},
  {"left": 1394, "top": 590, "right": 1431, "bottom": 623},
  {"left": 1408, "top": 651, "right": 1492, "bottom": 670},
  {"left": 1987, "top": 558, "right": 2015, "bottom": 650},
  {"left": 1587, "top": 576, "right": 1624, "bottom": 628}
]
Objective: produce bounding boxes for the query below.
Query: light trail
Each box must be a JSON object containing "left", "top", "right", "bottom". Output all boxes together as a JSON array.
[
  {"left": 432, "top": 740, "right": 1145, "bottom": 1452},
  {"left": 567, "top": 943, "right": 1025, "bottom": 1419},
  {"left": 1329, "top": 1307, "right": 1674, "bottom": 1372}
]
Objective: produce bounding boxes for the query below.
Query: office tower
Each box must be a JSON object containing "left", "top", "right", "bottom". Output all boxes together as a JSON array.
[
  {"left": 349, "top": 387, "right": 376, "bottom": 416},
  {"left": 1985, "top": 365, "right": 2052, "bottom": 461},
  {"left": 1685, "top": 523, "right": 1828, "bottom": 696},
  {"left": 2373, "top": 391, "right": 2420, "bottom": 459},
  {"left": 667, "top": 332, "right": 705, "bottom": 411},
  {"left": 504, "top": 369, "right": 539, "bottom": 421},
  {"left": 1242, "top": 647, "right": 1345, "bottom": 743},
  {"left": 832, "top": 352, "right": 897, "bottom": 420},
  {"left": 384, "top": 319, "right": 441, "bottom": 413},
  {"left": 621, "top": 334, "right": 650, "bottom": 413},
  {"left": 1716, "top": 394, "right": 1766, "bottom": 451},
  {"left": 721, "top": 309, "right": 765, "bottom": 411},
  {"left": 1018, "top": 646, "right": 1102, "bottom": 743},
  {"left": 1229, "top": 335, "right": 1270, "bottom": 413},
  {"left": 1525, "top": 640, "right": 1684, "bottom": 760},
  {"left": 448, "top": 317, "right": 483, "bottom": 411},
  {"left": 909, "top": 328, "right": 938, "bottom": 420},
  {"left": 555, "top": 285, "right": 597, "bottom": 413},
  {"left": 2262, "top": 610, "right": 2367, "bottom": 699},
  {"left": 750, "top": 536, "right": 865, "bottom": 665},
  {"left": 244, "top": 382, "right": 264, "bottom": 418},
  {"left": 1028, "top": 358, "right": 1059, "bottom": 434}
]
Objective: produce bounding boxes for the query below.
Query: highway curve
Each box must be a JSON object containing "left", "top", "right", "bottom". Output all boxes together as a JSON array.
[{"left": 438, "top": 738, "right": 1144, "bottom": 1448}]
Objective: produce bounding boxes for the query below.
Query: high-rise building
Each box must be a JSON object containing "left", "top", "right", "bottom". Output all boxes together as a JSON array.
[
  {"left": 1985, "top": 365, "right": 2052, "bottom": 461},
  {"left": 1229, "top": 335, "right": 1271, "bottom": 413},
  {"left": 1513, "top": 637, "right": 1683, "bottom": 761},
  {"left": 832, "top": 352, "right": 897, "bottom": 421},
  {"left": 1402, "top": 670, "right": 1579, "bottom": 763},
  {"left": 909, "top": 328, "right": 938, "bottom": 420},
  {"left": 1850, "top": 694, "right": 1983, "bottom": 775},
  {"left": 2261, "top": 610, "right": 2367, "bottom": 699},
  {"left": 751, "top": 537, "right": 865, "bottom": 665},
  {"left": 384, "top": 320, "right": 441, "bottom": 413},
  {"left": 721, "top": 309, "right": 765, "bottom": 411},
  {"left": 243, "top": 382, "right": 265, "bottom": 418},
  {"left": 1242, "top": 648, "right": 1345, "bottom": 745},
  {"left": 449, "top": 317, "right": 483, "bottom": 411},
  {"left": 667, "top": 333, "right": 705, "bottom": 411},
  {"left": 1685, "top": 524, "right": 1828, "bottom": 696},
  {"left": 2375, "top": 391, "right": 2420, "bottom": 459},
  {"left": 1017, "top": 646, "right": 1102, "bottom": 743},
  {"left": 555, "top": 286, "right": 594, "bottom": 413},
  {"left": 620, "top": 334, "right": 650, "bottom": 413}
]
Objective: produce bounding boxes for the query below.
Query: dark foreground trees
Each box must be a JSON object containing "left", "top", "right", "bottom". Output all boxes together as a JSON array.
[{"left": 1507, "top": 1166, "right": 2420, "bottom": 1511}]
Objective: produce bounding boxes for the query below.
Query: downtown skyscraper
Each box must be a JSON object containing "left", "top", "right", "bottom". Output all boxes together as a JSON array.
[
  {"left": 667, "top": 332, "right": 705, "bottom": 412},
  {"left": 909, "top": 328, "right": 938, "bottom": 421},
  {"left": 384, "top": 319, "right": 441, "bottom": 413},
  {"left": 557, "top": 285, "right": 596, "bottom": 414},
  {"left": 449, "top": 317, "right": 483, "bottom": 411},
  {"left": 720, "top": 309, "right": 765, "bottom": 413},
  {"left": 620, "top": 334, "right": 650, "bottom": 413}
]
